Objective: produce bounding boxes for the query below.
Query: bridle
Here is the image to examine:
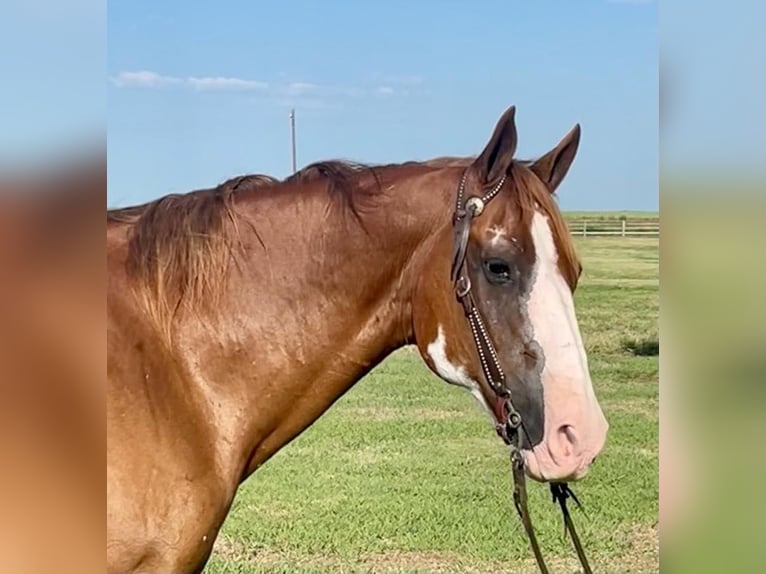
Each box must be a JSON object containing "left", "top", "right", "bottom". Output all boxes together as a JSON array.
[{"left": 450, "top": 168, "right": 594, "bottom": 574}]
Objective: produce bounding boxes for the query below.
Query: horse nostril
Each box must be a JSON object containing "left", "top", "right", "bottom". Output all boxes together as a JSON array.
[{"left": 523, "top": 347, "right": 539, "bottom": 362}]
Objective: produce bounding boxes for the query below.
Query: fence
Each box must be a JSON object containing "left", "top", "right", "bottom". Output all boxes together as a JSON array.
[{"left": 566, "top": 217, "right": 659, "bottom": 237}]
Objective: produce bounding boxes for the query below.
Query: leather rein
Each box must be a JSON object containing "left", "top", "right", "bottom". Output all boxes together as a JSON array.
[{"left": 450, "top": 169, "right": 594, "bottom": 574}]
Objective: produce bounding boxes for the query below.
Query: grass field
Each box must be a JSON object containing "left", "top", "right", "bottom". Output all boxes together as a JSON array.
[{"left": 206, "top": 236, "right": 659, "bottom": 574}]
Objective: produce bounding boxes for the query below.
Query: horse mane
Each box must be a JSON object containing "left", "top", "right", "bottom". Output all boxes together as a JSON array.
[
  {"left": 106, "top": 160, "right": 417, "bottom": 336},
  {"left": 422, "top": 156, "right": 475, "bottom": 168}
]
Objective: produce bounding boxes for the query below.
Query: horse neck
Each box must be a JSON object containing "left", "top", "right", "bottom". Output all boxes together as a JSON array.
[{"left": 175, "top": 167, "right": 455, "bottom": 480}]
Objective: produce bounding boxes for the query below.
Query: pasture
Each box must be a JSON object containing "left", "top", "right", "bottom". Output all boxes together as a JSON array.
[{"left": 206, "top": 234, "right": 659, "bottom": 574}]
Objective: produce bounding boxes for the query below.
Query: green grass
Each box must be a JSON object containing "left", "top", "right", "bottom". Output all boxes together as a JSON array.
[{"left": 206, "top": 237, "right": 659, "bottom": 574}]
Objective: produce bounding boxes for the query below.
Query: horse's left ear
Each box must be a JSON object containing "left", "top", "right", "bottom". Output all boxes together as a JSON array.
[
  {"left": 473, "top": 105, "right": 518, "bottom": 184},
  {"left": 530, "top": 124, "right": 581, "bottom": 193}
]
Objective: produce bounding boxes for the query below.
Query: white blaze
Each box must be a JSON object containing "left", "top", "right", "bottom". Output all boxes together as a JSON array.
[
  {"left": 527, "top": 210, "right": 604, "bottom": 435},
  {"left": 528, "top": 212, "right": 588, "bottom": 376}
]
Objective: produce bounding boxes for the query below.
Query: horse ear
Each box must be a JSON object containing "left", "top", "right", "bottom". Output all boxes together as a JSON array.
[
  {"left": 472, "top": 106, "right": 518, "bottom": 184},
  {"left": 529, "top": 124, "right": 581, "bottom": 194}
]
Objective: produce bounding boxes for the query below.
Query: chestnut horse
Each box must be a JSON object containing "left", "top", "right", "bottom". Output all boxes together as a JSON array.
[{"left": 107, "top": 106, "right": 608, "bottom": 573}]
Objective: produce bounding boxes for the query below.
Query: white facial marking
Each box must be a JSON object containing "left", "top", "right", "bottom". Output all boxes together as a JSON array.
[
  {"left": 426, "top": 326, "right": 493, "bottom": 420},
  {"left": 488, "top": 225, "right": 507, "bottom": 246},
  {"left": 528, "top": 211, "right": 592, "bottom": 397}
]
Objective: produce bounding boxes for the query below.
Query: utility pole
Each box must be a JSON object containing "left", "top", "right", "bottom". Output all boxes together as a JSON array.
[{"left": 289, "top": 108, "right": 297, "bottom": 174}]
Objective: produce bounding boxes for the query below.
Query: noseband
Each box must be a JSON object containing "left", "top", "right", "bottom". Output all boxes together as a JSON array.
[{"left": 450, "top": 169, "right": 593, "bottom": 574}]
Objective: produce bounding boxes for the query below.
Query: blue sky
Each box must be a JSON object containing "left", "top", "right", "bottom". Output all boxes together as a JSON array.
[
  {"left": 0, "top": 1, "right": 104, "bottom": 165},
  {"left": 108, "top": 0, "right": 657, "bottom": 210}
]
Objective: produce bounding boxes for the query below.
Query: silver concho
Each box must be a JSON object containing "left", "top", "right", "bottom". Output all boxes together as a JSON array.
[{"left": 465, "top": 196, "right": 485, "bottom": 216}]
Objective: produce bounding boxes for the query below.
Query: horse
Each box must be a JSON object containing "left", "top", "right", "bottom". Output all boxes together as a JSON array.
[{"left": 106, "top": 105, "right": 608, "bottom": 573}]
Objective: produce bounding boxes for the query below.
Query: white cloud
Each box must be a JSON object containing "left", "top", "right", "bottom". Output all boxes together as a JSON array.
[
  {"left": 111, "top": 70, "right": 181, "bottom": 88},
  {"left": 110, "top": 71, "right": 267, "bottom": 92},
  {"left": 187, "top": 76, "right": 268, "bottom": 91},
  {"left": 111, "top": 70, "right": 425, "bottom": 104}
]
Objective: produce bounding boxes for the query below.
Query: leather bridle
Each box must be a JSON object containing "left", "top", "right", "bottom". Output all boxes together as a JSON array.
[{"left": 450, "top": 168, "right": 594, "bottom": 574}]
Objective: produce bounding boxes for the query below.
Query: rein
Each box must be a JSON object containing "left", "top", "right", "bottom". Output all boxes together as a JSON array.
[{"left": 450, "top": 169, "right": 594, "bottom": 574}]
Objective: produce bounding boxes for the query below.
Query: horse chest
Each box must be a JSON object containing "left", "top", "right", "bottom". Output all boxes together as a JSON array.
[{"left": 108, "top": 469, "right": 234, "bottom": 573}]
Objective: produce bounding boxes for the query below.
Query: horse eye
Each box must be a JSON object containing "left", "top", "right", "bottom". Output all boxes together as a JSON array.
[{"left": 484, "top": 258, "right": 512, "bottom": 284}]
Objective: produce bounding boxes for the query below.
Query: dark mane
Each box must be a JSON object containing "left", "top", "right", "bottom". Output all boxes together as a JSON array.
[
  {"left": 283, "top": 160, "right": 386, "bottom": 222},
  {"left": 107, "top": 159, "right": 396, "bottom": 226},
  {"left": 422, "top": 156, "right": 475, "bottom": 168},
  {"left": 107, "top": 173, "right": 279, "bottom": 225}
]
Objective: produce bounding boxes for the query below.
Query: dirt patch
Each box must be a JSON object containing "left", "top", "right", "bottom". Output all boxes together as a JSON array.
[
  {"left": 210, "top": 539, "right": 659, "bottom": 573},
  {"left": 361, "top": 550, "right": 476, "bottom": 573},
  {"left": 211, "top": 534, "right": 249, "bottom": 561},
  {"left": 210, "top": 516, "right": 658, "bottom": 573},
  {"left": 619, "top": 523, "right": 660, "bottom": 572}
]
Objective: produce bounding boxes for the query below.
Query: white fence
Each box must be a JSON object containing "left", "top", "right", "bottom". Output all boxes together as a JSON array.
[{"left": 567, "top": 218, "right": 659, "bottom": 237}]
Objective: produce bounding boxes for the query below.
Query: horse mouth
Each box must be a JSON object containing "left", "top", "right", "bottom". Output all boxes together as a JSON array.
[{"left": 521, "top": 448, "right": 591, "bottom": 483}]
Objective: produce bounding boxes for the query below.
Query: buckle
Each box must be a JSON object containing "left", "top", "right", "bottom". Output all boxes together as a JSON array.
[{"left": 455, "top": 275, "right": 472, "bottom": 298}]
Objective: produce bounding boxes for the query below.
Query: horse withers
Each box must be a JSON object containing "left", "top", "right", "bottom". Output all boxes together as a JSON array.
[{"left": 107, "top": 106, "right": 608, "bottom": 573}]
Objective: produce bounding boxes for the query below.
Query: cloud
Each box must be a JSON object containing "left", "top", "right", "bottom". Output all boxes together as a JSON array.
[
  {"left": 110, "top": 71, "right": 268, "bottom": 92},
  {"left": 111, "top": 70, "right": 426, "bottom": 104},
  {"left": 278, "top": 82, "right": 366, "bottom": 99},
  {"left": 186, "top": 76, "right": 268, "bottom": 91},
  {"left": 111, "top": 70, "right": 181, "bottom": 89}
]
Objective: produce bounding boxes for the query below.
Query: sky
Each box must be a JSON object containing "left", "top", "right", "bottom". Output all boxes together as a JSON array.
[
  {"left": 0, "top": 1, "right": 104, "bottom": 165},
  {"left": 107, "top": 0, "right": 658, "bottom": 211}
]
